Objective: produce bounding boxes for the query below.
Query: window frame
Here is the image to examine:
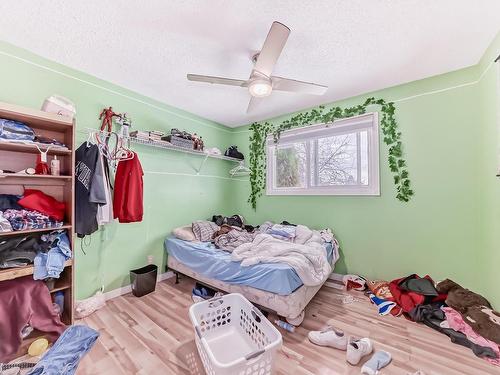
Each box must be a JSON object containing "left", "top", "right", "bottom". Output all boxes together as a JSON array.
[{"left": 266, "top": 112, "right": 380, "bottom": 196}]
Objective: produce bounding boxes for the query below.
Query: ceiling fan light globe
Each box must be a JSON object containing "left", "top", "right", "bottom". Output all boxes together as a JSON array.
[{"left": 248, "top": 79, "right": 272, "bottom": 97}]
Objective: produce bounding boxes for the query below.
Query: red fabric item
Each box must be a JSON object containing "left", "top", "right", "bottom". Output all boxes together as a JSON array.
[
  {"left": 0, "top": 276, "right": 66, "bottom": 362},
  {"left": 18, "top": 189, "right": 66, "bottom": 221},
  {"left": 113, "top": 152, "right": 143, "bottom": 223},
  {"left": 389, "top": 274, "right": 447, "bottom": 314}
]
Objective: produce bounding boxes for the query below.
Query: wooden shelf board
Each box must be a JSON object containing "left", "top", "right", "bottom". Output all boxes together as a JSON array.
[
  {"left": 50, "top": 283, "right": 71, "bottom": 293},
  {"left": 0, "top": 173, "right": 71, "bottom": 180},
  {"left": 15, "top": 330, "right": 48, "bottom": 358},
  {"left": 0, "top": 141, "right": 71, "bottom": 155},
  {"left": 0, "top": 225, "right": 72, "bottom": 238},
  {"left": 0, "top": 101, "right": 73, "bottom": 131},
  {"left": 0, "top": 259, "right": 72, "bottom": 282}
]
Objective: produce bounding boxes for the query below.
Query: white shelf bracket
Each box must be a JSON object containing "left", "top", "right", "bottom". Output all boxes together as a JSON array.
[{"left": 195, "top": 154, "right": 209, "bottom": 175}]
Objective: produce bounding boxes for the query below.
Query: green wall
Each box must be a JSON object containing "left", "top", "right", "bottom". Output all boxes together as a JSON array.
[
  {"left": 1, "top": 34, "right": 498, "bottom": 308},
  {"left": 0, "top": 41, "right": 235, "bottom": 299},
  {"left": 477, "top": 32, "right": 500, "bottom": 308},
  {"left": 230, "top": 34, "right": 500, "bottom": 307}
]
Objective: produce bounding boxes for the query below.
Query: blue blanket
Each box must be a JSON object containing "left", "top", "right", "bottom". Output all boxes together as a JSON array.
[{"left": 165, "top": 237, "right": 333, "bottom": 295}]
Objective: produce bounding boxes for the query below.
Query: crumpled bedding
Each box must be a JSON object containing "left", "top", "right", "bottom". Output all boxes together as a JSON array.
[
  {"left": 231, "top": 232, "right": 331, "bottom": 286},
  {"left": 213, "top": 227, "right": 255, "bottom": 252}
]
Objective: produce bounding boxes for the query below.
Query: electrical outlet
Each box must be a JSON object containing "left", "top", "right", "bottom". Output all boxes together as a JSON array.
[{"left": 147, "top": 255, "right": 154, "bottom": 264}]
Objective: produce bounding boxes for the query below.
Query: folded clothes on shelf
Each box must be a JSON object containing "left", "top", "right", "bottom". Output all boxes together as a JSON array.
[{"left": 2, "top": 209, "right": 63, "bottom": 231}]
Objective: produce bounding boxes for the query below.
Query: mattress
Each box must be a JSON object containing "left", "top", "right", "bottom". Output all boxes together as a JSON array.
[
  {"left": 164, "top": 237, "right": 334, "bottom": 295},
  {"left": 167, "top": 256, "right": 323, "bottom": 322}
]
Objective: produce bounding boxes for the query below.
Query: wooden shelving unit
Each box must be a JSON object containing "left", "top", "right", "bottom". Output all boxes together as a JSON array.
[{"left": 0, "top": 101, "right": 75, "bottom": 357}]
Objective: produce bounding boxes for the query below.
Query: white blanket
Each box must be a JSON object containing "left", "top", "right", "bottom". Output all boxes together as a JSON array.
[{"left": 231, "top": 233, "right": 332, "bottom": 286}]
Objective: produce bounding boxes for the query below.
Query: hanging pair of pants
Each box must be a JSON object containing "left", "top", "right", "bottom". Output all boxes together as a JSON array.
[{"left": 28, "top": 325, "right": 99, "bottom": 375}]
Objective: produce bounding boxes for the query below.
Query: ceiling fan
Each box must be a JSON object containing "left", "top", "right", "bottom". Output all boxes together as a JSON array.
[{"left": 187, "top": 21, "right": 328, "bottom": 113}]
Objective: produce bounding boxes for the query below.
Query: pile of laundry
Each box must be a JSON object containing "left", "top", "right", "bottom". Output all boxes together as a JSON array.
[
  {"left": 0, "top": 229, "right": 71, "bottom": 279},
  {"left": 0, "top": 190, "right": 65, "bottom": 233},
  {"left": 172, "top": 214, "right": 340, "bottom": 287},
  {"left": 354, "top": 274, "right": 500, "bottom": 366}
]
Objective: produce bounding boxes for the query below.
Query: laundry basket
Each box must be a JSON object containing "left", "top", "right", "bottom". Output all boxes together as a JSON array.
[{"left": 188, "top": 293, "right": 282, "bottom": 375}]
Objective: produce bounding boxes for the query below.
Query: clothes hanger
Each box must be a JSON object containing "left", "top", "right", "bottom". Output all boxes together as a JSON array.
[{"left": 229, "top": 161, "right": 250, "bottom": 177}]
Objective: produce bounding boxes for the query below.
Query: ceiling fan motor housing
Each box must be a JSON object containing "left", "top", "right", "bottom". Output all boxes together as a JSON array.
[{"left": 248, "top": 77, "right": 273, "bottom": 97}]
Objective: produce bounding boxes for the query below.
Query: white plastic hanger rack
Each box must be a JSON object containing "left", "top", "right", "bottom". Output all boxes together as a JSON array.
[{"left": 229, "top": 161, "right": 251, "bottom": 178}]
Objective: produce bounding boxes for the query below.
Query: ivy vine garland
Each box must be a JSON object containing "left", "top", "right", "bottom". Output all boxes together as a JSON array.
[{"left": 248, "top": 97, "right": 413, "bottom": 209}]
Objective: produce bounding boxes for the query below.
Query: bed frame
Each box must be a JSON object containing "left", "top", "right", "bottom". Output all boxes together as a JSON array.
[{"left": 167, "top": 256, "right": 327, "bottom": 325}]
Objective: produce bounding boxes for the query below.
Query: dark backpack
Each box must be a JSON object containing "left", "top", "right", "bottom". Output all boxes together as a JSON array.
[{"left": 224, "top": 145, "right": 244, "bottom": 160}]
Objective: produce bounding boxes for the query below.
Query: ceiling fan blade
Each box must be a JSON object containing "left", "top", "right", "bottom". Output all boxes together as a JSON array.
[
  {"left": 187, "top": 74, "right": 248, "bottom": 87},
  {"left": 271, "top": 76, "right": 328, "bottom": 95},
  {"left": 246, "top": 96, "right": 263, "bottom": 113},
  {"left": 253, "top": 22, "right": 290, "bottom": 78}
]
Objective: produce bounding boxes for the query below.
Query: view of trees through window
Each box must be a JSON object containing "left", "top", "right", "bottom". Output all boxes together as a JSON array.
[
  {"left": 276, "top": 144, "right": 306, "bottom": 188},
  {"left": 275, "top": 131, "right": 368, "bottom": 189}
]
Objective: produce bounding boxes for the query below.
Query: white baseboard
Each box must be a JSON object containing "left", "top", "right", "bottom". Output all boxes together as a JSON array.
[
  {"left": 325, "top": 272, "right": 345, "bottom": 290},
  {"left": 103, "top": 271, "right": 175, "bottom": 301},
  {"left": 328, "top": 272, "right": 345, "bottom": 282}
]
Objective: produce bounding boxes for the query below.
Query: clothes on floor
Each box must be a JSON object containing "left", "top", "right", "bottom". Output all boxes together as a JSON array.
[
  {"left": 2, "top": 209, "right": 63, "bottom": 231},
  {"left": 437, "top": 279, "right": 500, "bottom": 345},
  {"left": 442, "top": 306, "right": 500, "bottom": 366},
  {"left": 33, "top": 231, "right": 72, "bottom": 280},
  {"left": 409, "top": 302, "right": 497, "bottom": 359},
  {"left": 437, "top": 279, "right": 491, "bottom": 311},
  {"left": 367, "top": 279, "right": 395, "bottom": 300},
  {"left": 192, "top": 220, "right": 220, "bottom": 242},
  {"left": 27, "top": 325, "right": 99, "bottom": 375},
  {"left": 18, "top": 189, "right": 65, "bottom": 221},
  {"left": 398, "top": 274, "right": 439, "bottom": 296},
  {"left": 75, "top": 142, "right": 106, "bottom": 237},
  {"left": 389, "top": 274, "right": 446, "bottom": 314},
  {"left": 368, "top": 293, "right": 398, "bottom": 316},
  {"left": 0, "top": 276, "right": 66, "bottom": 363},
  {"left": 113, "top": 151, "right": 143, "bottom": 223}
]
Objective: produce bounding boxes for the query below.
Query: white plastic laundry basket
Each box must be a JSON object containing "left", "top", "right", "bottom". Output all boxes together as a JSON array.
[{"left": 188, "top": 293, "right": 282, "bottom": 375}]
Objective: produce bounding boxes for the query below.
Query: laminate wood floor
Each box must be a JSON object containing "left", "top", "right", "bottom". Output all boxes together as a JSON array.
[{"left": 75, "top": 277, "right": 499, "bottom": 375}]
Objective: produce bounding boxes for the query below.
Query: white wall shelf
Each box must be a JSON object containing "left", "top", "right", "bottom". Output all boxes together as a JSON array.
[{"left": 129, "top": 137, "right": 243, "bottom": 174}]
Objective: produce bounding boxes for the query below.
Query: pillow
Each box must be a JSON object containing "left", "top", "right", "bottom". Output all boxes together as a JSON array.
[
  {"left": 192, "top": 221, "right": 219, "bottom": 242},
  {"left": 172, "top": 226, "right": 196, "bottom": 242}
]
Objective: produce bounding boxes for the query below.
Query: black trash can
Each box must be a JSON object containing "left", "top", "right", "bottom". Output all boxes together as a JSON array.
[{"left": 130, "top": 264, "right": 158, "bottom": 297}]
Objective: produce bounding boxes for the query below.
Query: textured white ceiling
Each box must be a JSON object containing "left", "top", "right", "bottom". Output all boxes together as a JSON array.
[{"left": 1, "top": 1, "right": 499, "bottom": 127}]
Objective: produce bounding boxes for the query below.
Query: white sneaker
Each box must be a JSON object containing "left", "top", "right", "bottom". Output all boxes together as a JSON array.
[
  {"left": 346, "top": 338, "right": 373, "bottom": 365},
  {"left": 307, "top": 326, "right": 348, "bottom": 350}
]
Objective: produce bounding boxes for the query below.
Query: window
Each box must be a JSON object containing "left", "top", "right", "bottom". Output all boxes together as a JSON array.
[{"left": 266, "top": 113, "right": 380, "bottom": 195}]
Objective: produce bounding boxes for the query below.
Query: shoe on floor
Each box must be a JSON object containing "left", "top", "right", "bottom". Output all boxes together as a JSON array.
[
  {"left": 346, "top": 338, "right": 373, "bottom": 365},
  {"left": 307, "top": 326, "right": 348, "bottom": 350}
]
